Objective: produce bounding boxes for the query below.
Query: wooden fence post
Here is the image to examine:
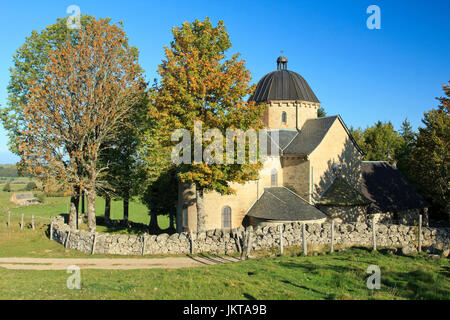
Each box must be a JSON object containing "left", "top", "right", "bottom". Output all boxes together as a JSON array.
[
  {"left": 190, "top": 231, "right": 194, "bottom": 254},
  {"left": 31, "top": 215, "right": 35, "bottom": 230},
  {"left": 279, "top": 225, "right": 284, "bottom": 255},
  {"left": 330, "top": 220, "right": 334, "bottom": 253},
  {"left": 418, "top": 214, "right": 422, "bottom": 253},
  {"left": 91, "top": 233, "right": 97, "bottom": 255},
  {"left": 50, "top": 222, "right": 53, "bottom": 240},
  {"left": 142, "top": 235, "right": 146, "bottom": 256},
  {"left": 372, "top": 216, "right": 376, "bottom": 251},
  {"left": 20, "top": 214, "right": 24, "bottom": 230},
  {"left": 245, "top": 231, "right": 252, "bottom": 260},
  {"left": 302, "top": 223, "right": 307, "bottom": 256}
]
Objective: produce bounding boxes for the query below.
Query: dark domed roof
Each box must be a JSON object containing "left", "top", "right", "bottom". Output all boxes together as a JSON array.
[{"left": 249, "top": 57, "right": 319, "bottom": 103}]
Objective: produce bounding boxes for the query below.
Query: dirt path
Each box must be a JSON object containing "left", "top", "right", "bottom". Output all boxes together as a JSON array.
[{"left": 0, "top": 255, "right": 242, "bottom": 270}]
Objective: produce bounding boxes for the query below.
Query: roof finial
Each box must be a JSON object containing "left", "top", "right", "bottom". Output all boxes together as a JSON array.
[{"left": 277, "top": 52, "right": 288, "bottom": 71}]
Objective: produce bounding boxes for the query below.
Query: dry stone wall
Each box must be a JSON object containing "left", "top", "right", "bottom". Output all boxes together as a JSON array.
[{"left": 50, "top": 215, "right": 450, "bottom": 256}]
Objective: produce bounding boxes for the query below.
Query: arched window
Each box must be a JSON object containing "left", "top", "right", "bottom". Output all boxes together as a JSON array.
[
  {"left": 222, "top": 206, "right": 232, "bottom": 229},
  {"left": 281, "top": 111, "right": 287, "bottom": 124},
  {"left": 271, "top": 168, "right": 278, "bottom": 187}
]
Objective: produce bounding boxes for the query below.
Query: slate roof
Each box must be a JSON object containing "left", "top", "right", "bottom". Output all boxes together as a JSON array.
[
  {"left": 246, "top": 187, "right": 328, "bottom": 221},
  {"left": 317, "top": 177, "right": 372, "bottom": 206},
  {"left": 361, "top": 161, "right": 429, "bottom": 213},
  {"left": 249, "top": 70, "right": 319, "bottom": 103},
  {"left": 283, "top": 116, "right": 338, "bottom": 155}
]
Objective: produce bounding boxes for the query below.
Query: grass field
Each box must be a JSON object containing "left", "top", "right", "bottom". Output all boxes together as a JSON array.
[
  {"left": 0, "top": 182, "right": 170, "bottom": 230},
  {"left": 0, "top": 181, "right": 449, "bottom": 300},
  {"left": 0, "top": 245, "right": 448, "bottom": 299}
]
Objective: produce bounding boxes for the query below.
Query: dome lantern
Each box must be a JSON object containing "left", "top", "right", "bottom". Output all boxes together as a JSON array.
[{"left": 277, "top": 55, "right": 288, "bottom": 71}]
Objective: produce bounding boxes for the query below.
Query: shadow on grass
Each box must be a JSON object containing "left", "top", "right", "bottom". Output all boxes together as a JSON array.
[{"left": 275, "top": 248, "right": 449, "bottom": 300}]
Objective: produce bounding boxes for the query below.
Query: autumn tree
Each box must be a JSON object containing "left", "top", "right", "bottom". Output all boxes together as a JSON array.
[
  {"left": 409, "top": 82, "right": 449, "bottom": 221},
  {"left": 18, "top": 18, "right": 145, "bottom": 232},
  {"left": 150, "top": 18, "right": 265, "bottom": 232},
  {"left": 1, "top": 16, "right": 94, "bottom": 155}
]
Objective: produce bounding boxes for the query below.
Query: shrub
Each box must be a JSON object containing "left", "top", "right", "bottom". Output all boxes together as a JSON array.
[
  {"left": 36, "top": 193, "right": 46, "bottom": 203},
  {"left": 2, "top": 182, "right": 11, "bottom": 192},
  {"left": 25, "top": 181, "right": 38, "bottom": 191}
]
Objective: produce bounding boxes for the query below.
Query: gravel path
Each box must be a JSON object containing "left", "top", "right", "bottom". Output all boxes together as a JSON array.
[{"left": 0, "top": 255, "right": 241, "bottom": 270}]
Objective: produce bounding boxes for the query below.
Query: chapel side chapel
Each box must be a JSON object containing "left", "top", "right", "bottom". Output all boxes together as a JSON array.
[{"left": 176, "top": 56, "right": 429, "bottom": 233}]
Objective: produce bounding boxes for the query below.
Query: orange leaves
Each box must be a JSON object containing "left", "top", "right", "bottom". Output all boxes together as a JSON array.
[{"left": 17, "top": 17, "right": 146, "bottom": 193}]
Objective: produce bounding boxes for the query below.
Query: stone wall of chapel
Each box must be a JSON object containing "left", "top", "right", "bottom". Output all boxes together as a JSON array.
[
  {"left": 178, "top": 157, "right": 283, "bottom": 232},
  {"left": 281, "top": 156, "right": 310, "bottom": 202},
  {"left": 264, "top": 100, "right": 319, "bottom": 130},
  {"left": 308, "top": 119, "right": 363, "bottom": 203}
]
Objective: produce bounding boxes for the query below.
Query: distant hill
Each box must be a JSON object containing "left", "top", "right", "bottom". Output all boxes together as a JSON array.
[{"left": 0, "top": 164, "right": 19, "bottom": 177}]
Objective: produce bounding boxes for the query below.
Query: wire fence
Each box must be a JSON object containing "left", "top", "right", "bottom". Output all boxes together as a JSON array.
[{"left": 1, "top": 210, "right": 53, "bottom": 230}]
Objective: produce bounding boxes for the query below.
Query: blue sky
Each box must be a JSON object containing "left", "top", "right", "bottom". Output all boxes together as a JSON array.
[{"left": 0, "top": 0, "right": 449, "bottom": 164}]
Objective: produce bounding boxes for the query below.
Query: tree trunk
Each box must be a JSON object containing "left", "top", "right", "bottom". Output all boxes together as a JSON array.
[
  {"left": 149, "top": 211, "right": 160, "bottom": 233},
  {"left": 86, "top": 188, "right": 96, "bottom": 232},
  {"left": 69, "top": 186, "right": 80, "bottom": 229},
  {"left": 81, "top": 190, "right": 85, "bottom": 214},
  {"left": 169, "top": 211, "right": 175, "bottom": 230},
  {"left": 123, "top": 193, "right": 129, "bottom": 223},
  {"left": 68, "top": 196, "right": 77, "bottom": 229},
  {"left": 196, "top": 188, "right": 206, "bottom": 232},
  {"left": 104, "top": 194, "right": 111, "bottom": 224}
]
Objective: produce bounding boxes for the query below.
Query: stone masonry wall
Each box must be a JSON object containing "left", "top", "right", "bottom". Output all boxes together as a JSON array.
[{"left": 50, "top": 215, "right": 450, "bottom": 256}]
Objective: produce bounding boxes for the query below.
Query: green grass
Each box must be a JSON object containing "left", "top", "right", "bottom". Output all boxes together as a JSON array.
[
  {"left": 0, "top": 245, "right": 448, "bottom": 299},
  {"left": 0, "top": 181, "right": 449, "bottom": 300},
  {"left": 0, "top": 183, "right": 170, "bottom": 230}
]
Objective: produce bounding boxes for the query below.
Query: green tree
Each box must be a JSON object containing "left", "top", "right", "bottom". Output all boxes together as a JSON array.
[
  {"left": 396, "top": 118, "right": 416, "bottom": 179},
  {"left": 360, "top": 121, "right": 403, "bottom": 161},
  {"left": 2, "top": 182, "right": 11, "bottom": 192},
  {"left": 349, "top": 126, "right": 366, "bottom": 152},
  {"left": 317, "top": 106, "right": 326, "bottom": 118},
  {"left": 409, "top": 82, "right": 449, "bottom": 221},
  {"left": 25, "top": 181, "right": 38, "bottom": 191},
  {"left": 141, "top": 167, "right": 178, "bottom": 232},
  {"left": 99, "top": 100, "right": 148, "bottom": 224},
  {"left": 150, "top": 18, "right": 265, "bottom": 232}
]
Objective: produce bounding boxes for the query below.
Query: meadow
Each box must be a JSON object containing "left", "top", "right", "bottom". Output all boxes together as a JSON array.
[{"left": 0, "top": 180, "right": 449, "bottom": 300}]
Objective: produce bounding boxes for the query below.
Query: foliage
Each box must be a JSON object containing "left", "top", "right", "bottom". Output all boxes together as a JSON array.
[
  {"left": 396, "top": 118, "right": 416, "bottom": 180},
  {"left": 0, "top": 15, "right": 95, "bottom": 155},
  {"left": 141, "top": 166, "right": 178, "bottom": 231},
  {"left": 98, "top": 94, "right": 148, "bottom": 221},
  {"left": 25, "top": 181, "right": 38, "bottom": 191},
  {"left": 361, "top": 121, "right": 404, "bottom": 161},
  {"left": 150, "top": 18, "right": 265, "bottom": 231},
  {"left": 409, "top": 82, "right": 449, "bottom": 220},
  {"left": 16, "top": 18, "right": 146, "bottom": 232},
  {"left": 317, "top": 106, "right": 326, "bottom": 118},
  {"left": 2, "top": 183, "right": 11, "bottom": 192}
]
